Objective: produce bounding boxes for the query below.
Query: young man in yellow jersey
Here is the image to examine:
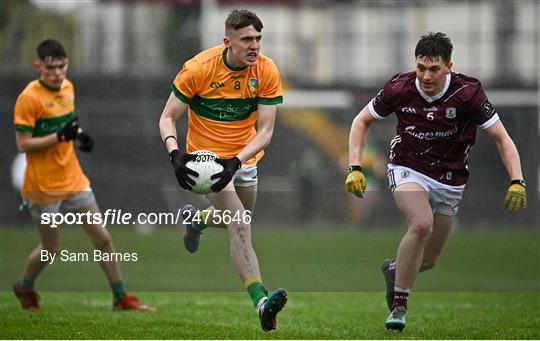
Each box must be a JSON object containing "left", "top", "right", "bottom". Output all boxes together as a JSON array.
[
  {"left": 159, "top": 10, "right": 286, "bottom": 332},
  {"left": 13, "top": 39, "right": 153, "bottom": 312}
]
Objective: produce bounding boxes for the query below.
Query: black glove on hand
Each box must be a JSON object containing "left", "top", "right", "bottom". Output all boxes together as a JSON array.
[
  {"left": 210, "top": 157, "right": 241, "bottom": 192},
  {"left": 57, "top": 117, "right": 79, "bottom": 142},
  {"left": 170, "top": 149, "right": 198, "bottom": 190},
  {"left": 77, "top": 132, "right": 95, "bottom": 153}
]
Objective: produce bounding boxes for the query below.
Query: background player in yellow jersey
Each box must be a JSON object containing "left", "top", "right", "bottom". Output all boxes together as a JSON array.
[
  {"left": 159, "top": 10, "right": 287, "bottom": 332},
  {"left": 12, "top": 39, "right": 153, "bottom": 312}
]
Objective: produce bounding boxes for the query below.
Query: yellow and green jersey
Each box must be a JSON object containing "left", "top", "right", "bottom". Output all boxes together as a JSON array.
[
  {"left": 172, "top": 44, "right": 283, "bottom": 165},
  {"left": 13, "top": 79, "right": 89, "bottom": 204}
]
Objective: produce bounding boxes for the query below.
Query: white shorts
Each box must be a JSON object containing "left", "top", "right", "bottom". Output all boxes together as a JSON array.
[
  {"left": 233, "top": 165, "right": 258, "bottom": 187},
  {"left": 25, "top": 187, "right": 97, "bottom": 219},
  {"left": 387, "top": 165, "right": 465, "bottom": 216}
]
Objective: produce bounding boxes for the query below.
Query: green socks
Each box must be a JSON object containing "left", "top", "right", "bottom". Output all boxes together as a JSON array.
[
  {"left": 193, "top": 210, "right": 208, "bottom": 231},
  {"left": 111, "top": 281, "right": 126, "bottom": 301},
  {"left": 246, "top": 281, "right": 268, "bottom": 308},
  {"left": 20, "top": 277, "right": 34, "bottom": 291}
]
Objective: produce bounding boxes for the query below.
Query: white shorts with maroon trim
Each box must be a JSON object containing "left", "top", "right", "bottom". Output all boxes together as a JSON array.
[{"left": 387, "top": 164, "right": 465, "bottom": 216}]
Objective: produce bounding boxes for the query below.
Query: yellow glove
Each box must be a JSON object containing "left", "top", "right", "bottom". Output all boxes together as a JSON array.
[
  {"left": 345, "top": 165, "right": 367, "bottom": 198},
  {"left": 504, "top": 180, "right": 527, "bottom": 212}
]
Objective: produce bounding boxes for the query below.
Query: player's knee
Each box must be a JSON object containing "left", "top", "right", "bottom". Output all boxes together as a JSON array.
[
  {"left": 410, "top": 219, "right": 433, "bottom": 239},
  {"left": 90, "top": 233, "right": 113, "bottom": 250},
  {"left": 42, "top": 245, "right": 61, "bottom": 255}
]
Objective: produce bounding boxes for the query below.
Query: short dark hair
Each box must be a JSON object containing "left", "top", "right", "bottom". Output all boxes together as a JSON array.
[
  {"left": 415, "top": 32, "right": 453, "bottom": 64},
  {"left": 36, "top": 39, "right": 67, "bottom": 61},
  {"left": 225, "top": 9, "right": 263, "bottom": 33}
]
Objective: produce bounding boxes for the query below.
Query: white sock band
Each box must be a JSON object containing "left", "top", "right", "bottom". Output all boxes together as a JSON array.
[{"left": 394, "top": 287, "right": 411, "bottom": 293}]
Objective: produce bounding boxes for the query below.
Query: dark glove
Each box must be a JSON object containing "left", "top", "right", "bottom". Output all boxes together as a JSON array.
[
  {"left": 210, "top": 157, "right": 241, "bottom": 192},
  {"left": 77, "top": 132, "right": 94, "bottom": 153},
  {"left": 57, "top": 117, "right": 79, "bottom": 142},
  {"left": 170, "top": 149, "right": 198, "bottom": 190}
]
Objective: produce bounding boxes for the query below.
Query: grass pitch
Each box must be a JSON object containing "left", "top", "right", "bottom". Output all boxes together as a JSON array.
[
  {"left": 1, "top": 225, "right": 539, "bottom": 339},
  {"left": 1, "top": 292, "right": 538, "bottom": 339}
]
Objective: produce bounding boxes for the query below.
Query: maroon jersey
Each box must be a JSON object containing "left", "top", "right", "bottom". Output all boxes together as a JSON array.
[{"left": 369, "top": 71, "right": 499, "bottom": 186}]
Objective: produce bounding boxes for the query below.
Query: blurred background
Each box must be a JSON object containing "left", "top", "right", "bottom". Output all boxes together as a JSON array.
[
  {"left": 0, "top": 0, "right": 538, "bottom": 292},
  {"left": 0, "top": 0, "right": 538, "bottom": 227}
]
